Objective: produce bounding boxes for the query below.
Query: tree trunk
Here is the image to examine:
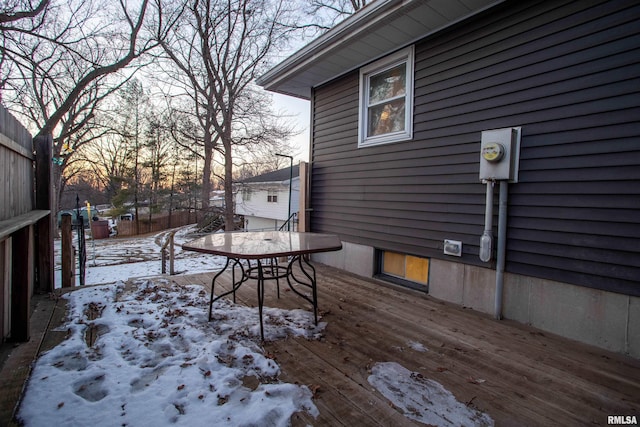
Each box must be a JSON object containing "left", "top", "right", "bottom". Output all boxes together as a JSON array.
[
  {"left": 201, "top": 132, "right": 213, "bottom": 211},
  {"left": 53, "top": 161, "right": 64, "bottom": 212},
  {"left": 223, "top": 137, "right": 234, "bottom": 231}
]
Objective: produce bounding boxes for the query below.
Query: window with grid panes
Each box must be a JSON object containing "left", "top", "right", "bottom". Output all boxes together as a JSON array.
[{"left": 358, "top": 46, "right": 414, "bottom": 147}]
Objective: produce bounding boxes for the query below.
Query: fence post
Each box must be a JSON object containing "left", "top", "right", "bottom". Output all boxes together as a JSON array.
[
  {"left": 11, "top": 227, "right": 32, "bottom": 341},
  {"left": 61, "top": 213, "right": 74, "bottom": 287},
  {"left": 77, "top": 216, "right": 86, "bottom": 287},
  {"left": 34, "top": 134, "right": 54, "bottom": 293},
  {"left": 169, "top": 235, "right": 175, "bottom": 275},
  {"left": 161, "top": 231, "right": 176, "bottom": 275},
  {"left": 75, "top": 196, "right": 86, "bottom": 286}
]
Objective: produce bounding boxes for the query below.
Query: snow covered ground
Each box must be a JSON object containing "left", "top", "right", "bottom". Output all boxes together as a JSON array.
[
  {"left": 20, "top": 226, "right": 493, "bottom": 426},
  {"left": 54, "top": 225, "right": 227, "bottom": 287}
]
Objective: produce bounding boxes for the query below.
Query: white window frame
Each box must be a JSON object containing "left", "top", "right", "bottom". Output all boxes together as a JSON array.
[
  {"left": 358, "top": 46, "right": 414, "bottom": 148},
  {"left": 267, "top": 189, "right": 278, "bottom": 203}
]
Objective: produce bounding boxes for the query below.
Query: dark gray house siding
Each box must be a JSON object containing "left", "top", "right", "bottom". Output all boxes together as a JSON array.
[{"left": 310, "top": 0, "right": 640, "bottom": 296}]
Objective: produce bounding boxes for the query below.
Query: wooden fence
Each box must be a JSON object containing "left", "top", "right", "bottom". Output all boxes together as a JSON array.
[
  {"left": 0, "top": 106, "right": 53, "bottom": 342},
  {"left": 116, "top": 210, "right": 198, "bottom": 237}
]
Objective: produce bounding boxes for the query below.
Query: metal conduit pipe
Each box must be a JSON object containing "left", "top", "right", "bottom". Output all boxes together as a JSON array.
[
  {"left": 495, "top": 181, "right": 509, "bottom": 320},
  {"left": 479, "top": 180, "right": 494, "bottom": 263}
]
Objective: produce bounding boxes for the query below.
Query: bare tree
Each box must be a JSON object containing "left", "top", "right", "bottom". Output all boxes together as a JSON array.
[
  {"left": 143, "top": 106, "right": 175, "bottom": 221},
  {"left": 0, "top": 0, "right": 49, "bottom": 22},
  {"left": 157, "top": 0, "right": 298, "bottom": 230},
  {"left": 77, "top": 132, "right": 135, "bottom": 206},
  {"left": 0, "top": 0, "right": 49, "bottom": 102},
  {"left": 292, "top": 0, "right": 365, "bottom": 35},
  {"left": 164, "top": 105, "right": 205, "bottom": 213},
  {"left": 226, "top": 86, "right": 299, "bottom": 179},
  {"left": 0, "top": 0, "right": 161, "bottom": 210},
  {"left": 116, "top": 79, "right": 154, "bottom": 231}
]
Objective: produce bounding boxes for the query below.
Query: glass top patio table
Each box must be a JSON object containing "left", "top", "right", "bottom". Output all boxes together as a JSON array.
[
  {"left": 182, "top": 231, "right": 342, "bottom": 341},
  {"left": 181, "top": 230, "right": 343, "bottom": 259}
]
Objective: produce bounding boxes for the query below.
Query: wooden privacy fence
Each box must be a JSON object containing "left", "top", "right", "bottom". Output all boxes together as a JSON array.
[
  {"left": 0, "top": 106, "right": 53, "bottom": 342},
  {"left": 116, "top": 210, "right": 197, "bottom": 237}
]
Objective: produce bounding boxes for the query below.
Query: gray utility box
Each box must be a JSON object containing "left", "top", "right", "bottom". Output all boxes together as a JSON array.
[{"left": 479, "top": 127, "right": 521, "bottom": 182}]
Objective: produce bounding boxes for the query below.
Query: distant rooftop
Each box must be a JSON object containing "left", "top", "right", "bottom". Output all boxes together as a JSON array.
[{"left": 239, "top": 164, "right": 300, "bottom": 184}]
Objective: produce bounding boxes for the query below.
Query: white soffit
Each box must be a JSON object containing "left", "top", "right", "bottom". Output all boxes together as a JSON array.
[{"left": 257, "top": 0, "right": 502, "bottom": 99}]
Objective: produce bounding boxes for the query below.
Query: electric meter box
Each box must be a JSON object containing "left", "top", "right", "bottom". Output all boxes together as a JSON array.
[{"left": 479, "top": 127, "right": 521, "bottom": 182}]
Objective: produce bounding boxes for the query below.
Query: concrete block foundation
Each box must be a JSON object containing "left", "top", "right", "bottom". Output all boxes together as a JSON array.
[
  {"left": 315, "top": 241, "right": 640, "bottom": 359},
  {"left": 312, "top": 241, "right": 374, "bottom": 278}
]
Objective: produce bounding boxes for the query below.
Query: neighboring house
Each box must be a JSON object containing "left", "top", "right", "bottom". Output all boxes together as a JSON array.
[
  {"left": 209, "top": 190, "right": 225, "bottom": 208},
  {"left": 234, "top": 165, "right": 300, "bottom": 231},
  {"left": 258, "top": 0, "right": 640, "bottom": 357}
]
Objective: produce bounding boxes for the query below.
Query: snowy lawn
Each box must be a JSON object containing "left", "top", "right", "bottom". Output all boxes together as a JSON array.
[{"left": 55, "top": 225, "right": 227, "bottom": 287}]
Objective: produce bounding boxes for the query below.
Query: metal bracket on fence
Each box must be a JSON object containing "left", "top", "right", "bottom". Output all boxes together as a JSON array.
[{"left": 161, "top": 230, "right": 177, "bottom": 275}]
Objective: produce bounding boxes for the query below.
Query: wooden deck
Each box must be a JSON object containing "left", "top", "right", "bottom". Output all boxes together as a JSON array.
[{"left": 167, "top": 263, "right": 640, "bottom": 426}]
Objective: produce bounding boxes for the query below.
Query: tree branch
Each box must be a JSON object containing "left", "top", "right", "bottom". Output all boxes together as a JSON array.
[{"left": 0, "top": 0, "right": 49, "bottom": 25}]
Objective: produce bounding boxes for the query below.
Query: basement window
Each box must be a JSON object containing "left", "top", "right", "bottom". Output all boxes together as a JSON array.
[
  {"left": 377, "top": 250, "right": 429, "bottom": 290},
  {"left": 358, "top": 46, "right": 414, "bottom": 148}
]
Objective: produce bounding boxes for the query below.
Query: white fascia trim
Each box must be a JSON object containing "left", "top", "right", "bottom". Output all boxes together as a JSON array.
[
  {"left": 241, "top": 177, "right": 300, "bottom": 186},
  {"left": 258, "top": 0, "right": 507, "bottom": 97}
]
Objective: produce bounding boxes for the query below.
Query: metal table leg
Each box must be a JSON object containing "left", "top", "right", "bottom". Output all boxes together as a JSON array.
[
  {"left": 210, "top": 256, "right": 318, "bottom": 341},
  {"left": 209, "top": 257, "right": 246, "bottom": 321},
  {"left": 256, "top": 259, "right": 266, "bottom": 341},
  {"left": 241, "top": 258, "right": 290, "bottom": 341},
  {"left": 286, "top": 255, "right": 318, "bottom": 325}
]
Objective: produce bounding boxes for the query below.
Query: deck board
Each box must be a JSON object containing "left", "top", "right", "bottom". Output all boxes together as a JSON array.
[{"left": 165, "top": 264, "right": 640, "bottom": 426}]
